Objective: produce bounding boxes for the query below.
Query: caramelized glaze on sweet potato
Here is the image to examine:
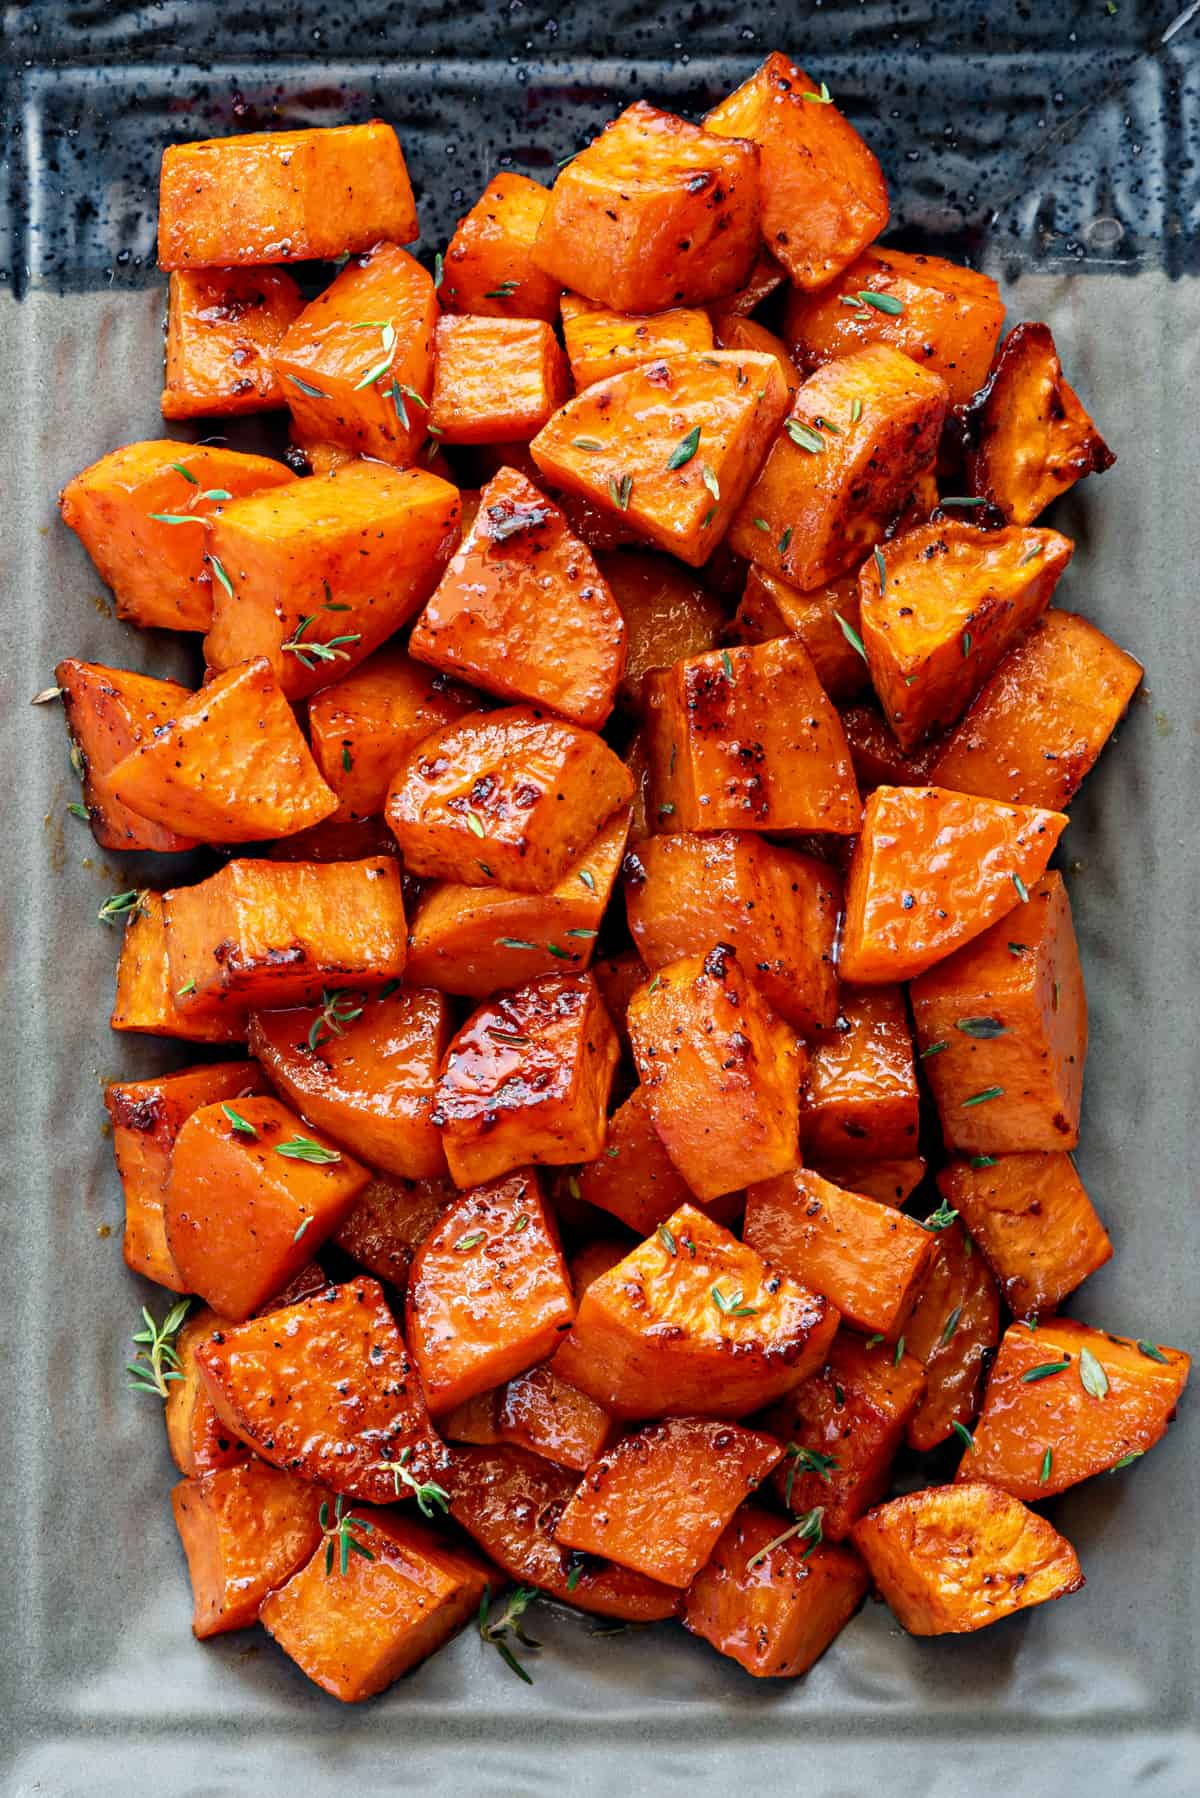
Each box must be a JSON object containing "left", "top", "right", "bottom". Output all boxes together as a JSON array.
[
  {"left": 801, "top": 986, "right": 920, "bottom": 1167},
  {"left": 597, "top": 551, "right": 725, "bottom": 714},
  {"left": 439, "top": 172, "right": 561, "bottom": 320},
  {"left": 575, "top": 1085, "right": 695, "bottom": 1234},
  {"left": 902, "top": 1221, "right": 1001, "bottom": 1452},
  {"left": 162, "top": 268, "right": 305, "bottom": 419},
  {"left": 731, "top": 564, "right": 868, "bottom": 703},
  {"left": 429, "top": 315, "right": 569, "bottom": 446},
  {"left": 496, "top": 1364, "right": 614, "bottom": 1471},
  {"left": 172, "top": 1460, "right": 326, "bottom": 1638},
  {"left": 937, "top": 1152, "right": 1112, "bottom": 1319},
  {"left": 111, "top": 892, "right": 248, "bottom": 1043},
  {"left": 56, "top": 658, "right": 198, "bottom": 855},
  {"left": 166, "top": 1306, "right": 253, "bottom": 1478},
  {"left": 561, "top": 293, "right": 716, "bottom": 389}
]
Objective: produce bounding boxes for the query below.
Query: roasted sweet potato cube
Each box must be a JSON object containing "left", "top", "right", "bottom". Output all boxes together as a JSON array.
[
  {"left": 561, "top": 292, "right": 715, "bottom": 389},
  {"left": 166, "top": 1306, "right": 252, "bottom": 1477},
  {"left": 105, "top": 1059, "right": 269, "bottom": 1290},
  {"left": 429, "top": 314, "right": 568, "bottom": 446},
  {"left": 909, "top": 870, "right": 1086, "bottom": 1153},
  {"left": 386, "top": 705, "right": 632, "bottom": 892},
  {"left": 172, "top": 1460, "right": 325, "bottom": 1638},
  {"left": 55, "top": 659, "right": 198, "bottom": 854},
  {"left": 575, "top": 1085, "right": 693, "bottom": 1234},
  {"left": 164, "top": 1094, "right": 369, "bottom": 1319},
  {"left": 807, "top": 1155, "right": 926, "bottom": 1209},
  {"left": 111, "top": 892, "right": 247, "bottom": 1043},
  {"left": 440, "top": 1390, "right": 503, "bottom": 1445},
  {"left": 712, "top": 312, "right": 802, "bottom": 396},
  {"left": 530, "top": 350, "right": 789, "bottom": 567},
  {"left": 434, "top": 973, "right": 620, "bottom": 1187},
  {"left": 408, "top": 466, "right": 626, "bottom": 728},
  {"left": 851, "top": 1481, "right": 1083, "bottom": 1635},
  {"left": 158, "top": 122, "right": 417, "bottom": 269},
  {"left": 758, "top": 1331, "right": 926, "bottom": 1538},
  {"left": 265, "top": 813, "right": 401, "bottom": 865},
  {"left": 745, "top": 1169, "right": 937, "bottom": 1339},
  {"left": 902, "top": 1221, "right": 1000, "bottom": 1452},
  {"left": 101, "top": 657, "right": 337, "bottom": 843},
  {"left": 165, "top": 856, "right": 407, "bottom": 1016},
  {"left": 197, "top": 1277, "right": 443, "bottom": 1502},
  {"left": 801, "top": 987, "right": 918, "bottom": 1167},
  {"left": 590, "top": 951, "right": 648, "bottom": 1056},
  {"left": 447, "top": 1444, "right": 680, "bottom": 1618},
  {"left": 731, "top": 564, "right": 868, "bottom": 702},
  {"left": 59, "top": 441, "right": 295, "bottom": 632},
  {"left": 553, "top": 1202, "right": 837, "bottom": 1419},
  {"left": 927, "top": 609, "right": 1142, "bottom": 809},
  {"left": 162, "top": 268, "right": 305, "bottom": 418},
  {"left": 271, "top": 243, "right": 436, "bottom": 466},
  {"left": 860, "top": 523, "right": 1073, "bottom": 750},
  {"left": 332, "top": 1173, "right": 456, "bottom": 1292},
  {"left": 705, "top": 52, "right": 888, "bottom": 291},
  {"left": 937, "top": 1152, "right": 1112, "bottom": 1319},
  {"left": 260, "top": 1509, "right": 491, "bottom": 1702},
  {"left": 712, "top": 247, "right": 787, "bottom": 318},
  {"left": 784, "top": 247, "right": 1005, "bottom": 407},
  {"left": 963, "top": 322, "right": 1115, "bottom": 525},
  {"left": 439, "top": 172, "right": 561, "bottom": 320},
  {"left": 624, "top": 831, "right": 840, "bottom": 1035},
  {"left": 839, "top": 701, "right": 941, "bottom": 794},
  {"left": 203, "top": 461, "right": 460, "bottom": 701},
  {"left": 963, "top": 1320, "right": 1190, "bottom": 1499},
  {"left": 534, "top": 100, "right": 759, "bottom": 312},
  {"left": 596, "top": 551, "right": 725, "bottom": 714},
  {"left": 683, "top": 1506, "right": 869, "bottom": 1677},
  {"left": 644, "top": 639, "right": 860, "bottom": 836},
  {"left": 728, "top": 345, "right": 947, "bottom": 589},
  {"left": 496, "top": 1364, "right": 614, "bottom": 1472},
  {"left": 839, "top": 786, "right": 1067, "bottom": 985}
]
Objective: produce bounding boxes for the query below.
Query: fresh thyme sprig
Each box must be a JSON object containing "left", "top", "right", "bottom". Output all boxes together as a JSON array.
[
  {"left": 782, "top": 1444, "right": 838, "bottom": 1506},
  {"left": 307, "top": 987, "right": 365, "bottom": 1053},
  {"left": 378, "top": 1447, "right": 451, "bottom": 1519},
  {"left": 479, "top": 1584, "right": 540, "bottom": 1684},
  {"left": 320, "top": 1496, "right": 376, "bottom": 1577},
  {"left": 281, "top": 614, "right": 363, "bottom": 668},
  {"left": 98, "top": 888, "right": 148, "bottom": 926},
  {"left": 276, "top": 1135, "right": 342, "bottom": 1165},
  {"left": 126, "top": 1298, "right": 191, "bottom": 1398},
  {"left": 746, "top": 1506, "right": 824, "bottom": 1570}
]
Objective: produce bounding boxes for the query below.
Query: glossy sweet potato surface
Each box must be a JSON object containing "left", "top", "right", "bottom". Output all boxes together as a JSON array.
[
  {"left": 56, "top": 658, "right": 198, "bottom": 855},
  {"left": 801, "top": 986, "right": 919, "bottom": 1168},
  {"left": 575, "top": 1085, "right": 694, "bottom": 1235},
  {"left": 496, "top": 1363, "right": 614, "bottom": 1471},
  {"left": 597, "top": 551, "right": 725, "bottom": 713},
  {"left": 731, "top": 564, "right": 868, "bottom": 703},
  {"left": 162, "top": 268, "right": 305, "bottom": 418},
  {"left": 111, "top": 891, "right": 248, "bottom": 1043},
  {"left": 166, "top": 1306, "right": 253, "bottom": 1478},
  {"left": 172, "top": 1460, "right": 326, "bottom": 1637},
  {"left": 430, "top": 315, "right": 569, "bottom": 445},
  {"left": 561, "top": 293, "right": 716, "bottom": 389},
  {"left": 902, "top": 1220, "right": 1001, "bottom": 1452},
  {"left": 937, "top": 1152, "right": 1112, "bottom": 1318},
  {"left": 439, "top": 172, "right": 561, "bottom": 320}
]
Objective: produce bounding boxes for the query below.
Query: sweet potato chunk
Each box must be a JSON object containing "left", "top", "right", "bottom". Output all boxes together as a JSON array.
[
  {"left": 203, "top": 461, "right": 460, "bottom": 701},
  {"left": 534, "top": 100, "right": 759, "bottom": 312},
  {"left": 387, "top": 705, "right": 632, "bottom": 892},
  {"left": 332, "top": 1173, "right": 455, "bottom": 1292},
  {"left": 813, "top": 1157, "right": 926, "bottom": 1209},
  {"left": 553, "top": 1202, "right": 836, "bottom": 1419},
  {"left": 260, "top": 1510, "right": 491, "bottom": 1702},
  {"left": 712, "top": 312, "right": 801, "bottom": 395},
  {"left": 851, "top": 1481, "right": 1083, "bottom": 1635},
  {"left": 624, "top": 831, "right": 840, "bottom": 1035},
  {"left": 902, "top": 1221, "right": 1000, "bottom": 1451},
  {"left": 801, "top": 987, "right": 919, "bottom": 1168},
  {"left": 597, "top": 551, "right": 725, "bottom": 713},
  {"left": 162, "top": 268, "right": 305, "bottom": 418},
  {"left": 727, "top": 345, "right": 948, "bottom": 589},
  {"left": 101, "top": 657, "right": 337, "bottom": 843},
  {"left": 839, "top": 701, "right": 940, "bottom": 794},
  {"left": 434, "top": 973, "right": 619, "bottom": 1187},
  {"left": 429, "top": 315, "right": 568, "bottom": 446},
  {"left": 839, "top": 786, "right": 1067, "bottom": 985},
  {"left": 561, "top": 292, "right": 715, "bottom": 389},
  {"left": 158, "top": 122, "right": 417, "bottom": 268},
  {"left": 409, "top": 466, "right": 626, "bottom": 728},
  {"left": 271, "top": 243, "right": 437, "bottom": 466},
  {"left": 705, "top": 52, "right": 888, "bottom": 290},
  {"left": 55, "top": 659, "right": 198, "bottom": 854},
  {"left": 575, "top": 1085, "right": 693, "bottom": 1235},
  {"left": 731, "top": 564, "right": 867, "bottom": 703},
  {"left": 172, "top": 1460, "right": 325, "bottom": 1638},
  {"left": 745, "top": 1169, "right": 937, "bottom": 1339},
  {"left": 440, "top": 1390, "right": 503, "bottom": 1446},
  {"left": 644, "top": 639, "right": 860, "bottom": 836},
  {"left": 713, "top": 247, "right": 787, "bottom": 318},
  {"left": 927, "top": 609, "right": 1142, "bottom": 809},
  {"left": 439, "top": 172, "right": 561, "bottom": 320},
  {"left": 963, "top": 322, "right": 1115, "bottom": 525},
  {"left": 784, "top": 247, "right": 1005, "bottom": 407},
  {"left": 683, "top": 1506, "right": 869, "bottom": 1677},
  {"left": 495, "top": 1365, "right": 613, "bottom": 1472},
  {"left": 165, "top": 856, "right": 407, "bottom": 1017},
  {"left": 59, "top": 440, "right": 295, "bottom": 632},
  {"left": 166, "top": 1306, "right": 252, "bottom": 1477},
  {"left": 530, "top": 350, "right": 789, "bottom": 567},
  {"left": 264, "top": 813, "right": 401, "bottom": 865},
  {"left": 937, "top": 1152, "right": 1112, "bottom": 1319},
  {"left": 963, "top": 1320, "right": 1190, "bottom": 1498},
  {"left": 909, "top": 870, "right": 1086, "bottom": 1153},
  {"left": 111, "top": 892, "right": 247, "bottom": 1043},
  {"left": 196, "top": 1277, "right": 443, "bottom": 1503},
  {"left": 591, "top": 952, "right": 647, "bottom": 1056},
  {"left": 860, "top": 522, "right": 1073, "bottom": 750}
]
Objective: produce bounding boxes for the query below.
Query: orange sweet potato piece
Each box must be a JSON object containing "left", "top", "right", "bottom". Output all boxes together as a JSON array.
[
  {"left": 59, "top": 440, "right": 295, "bottom": 632},
  {"left": 434, "top": 973, "right": 620, "bottom": 1187},
  {"left": 902, "top": 1221, "right": 1000, "bottom": 1451},
  {"left": 909, "top": 870, "right": 1086, "bottom": 1153},
  {"left": 838, "top": 785, "right": 1067, "bottom": 985},
  {"left": 624, "top": 830, "right": 840, "bottom": 1035},
  {"left": 386, "top": 705, "right": 632, "bottom": 892},
  {"left": 963, "top": 322, "right": 1115, "bottom": 525},
  {"left": 260, "top": 1509, "right": 491, "bottom": 1701},
  {"left": 590, "top": 951, "right": 648, "bottom": 1056},
  {"left": 727, "top": 345, "right": 948, "bottom": 589},
  {"left": 860, "top": 522, "right": 1073, "bottom": 750},
  {"left": 927, "top": 609, "right": 1142, "bottom": 809},
  {"left": 158, "top": 122, "right": 417, "bottom": 269},
  {"left": 937, "top": 1152, "right": 1112, "bottom": 1319},
  {"left": 804, "top": 1155, "right": 926, "bottom": 1209},
  {"left": 731, "top": 564, "right": 868, "bottom": 703},
  {"left": 406, "top": 1170, "right": 575, "bottom": 1413},
  {"left": 575, "top": 1085, "right": 693, "bottom": 1234},
  {"left": 172, "top": 1460, "right": 326, "bottom": 1638},
  {"left": 496, "top": 1364, "right": 614, "bottom": 1472},
  {"left": 683, "top": 1506, "right": 869, "bottom": 1677},
  {"left": 553, "top": 1202, "right": 837, "bottom": 1419},
  {"left": 784, "top": 247, "right": 1005, "bottom": 407},
  {"left": 801, "top": 986, "right": 919, "bottom": 1167},
  {"left": 165, "top": 856, "right": 407, "bottom": 1017},
  {"left": 711, "top": 247, "right": 787, "bottom": 318},
  {"left": 530, "top": 350, "right": 789, "bottom": 567},
  {"left": 162, "top": 268, "right": 305, "bottom": 418},
  {"left": 264, "top": 813, "right": 400, "bottom": 864},
  {"left": 712, "top": 312, "right": 801, "bottom": 396},
  {"left": 110, "top": 892, "right": 247, "bottom": 1043},
  {"left": 271, "top": 243, "right": 436, "bottom": 466},
  {"left": 839, "top": 701, "right": 940, "bottom": 794},
  {"left": 439, "top": 172, "right": 561, "bottom": 320},
  {"left": 55, "top": 659, "right": 198, "bottom": 854},
  {"left": 409, "top": 466, "right": 626, "bottom": 728},
  {"left": 165, "top": 1306, "right": 252, "bottom": 1477},
  {"left": 704, "top": 52, "right": 888, "bottom": 290},
  {"left": 534, "top": 100, "right": 759, "bottom": 312},
  {"left": 596, "top": 550, "right": 725, "bottom": 713},
  {"left": 332, "top": 1173, "right": 455, "bottom": 1292},
  {"left": 429, "top": 314, "right": 568, "bottom": 446},
  {"left": 561, "top": 292, "right": 715, "bottom": 389},
  {"left": 644, "top": 638, "right": 860, "bottom": 836},
  {"left": 851, "top": 1481, "right": 1083, "bottom": 1635},
  {"left": 440, "top": 1390, "right": 503, "bottom": 1445},
  {"left": 203, "top": 461, "right": 460, "bottom": 701},
  {"left": 101, "top": 657, "right": 337, "bottom": 843}
]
